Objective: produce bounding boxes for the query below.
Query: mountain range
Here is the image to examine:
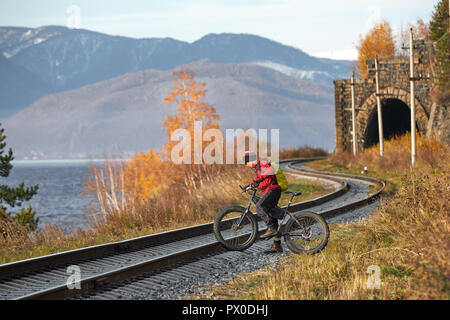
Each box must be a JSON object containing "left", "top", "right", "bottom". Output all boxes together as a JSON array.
[{"left": 0, "top": 26, "right": 352, "bottom": 158}]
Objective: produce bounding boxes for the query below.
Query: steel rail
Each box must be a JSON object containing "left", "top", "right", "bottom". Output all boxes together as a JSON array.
[{"left": 286, "top": 161, "right": 386, "bottom": 218}]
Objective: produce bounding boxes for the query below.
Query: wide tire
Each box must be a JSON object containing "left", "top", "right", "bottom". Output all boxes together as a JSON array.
[
  {"left": 213, "top": 205, "right": 259, "bottom": 251},
  {"left": 284, "top": 211, "right": 329, "bottom": 254}
]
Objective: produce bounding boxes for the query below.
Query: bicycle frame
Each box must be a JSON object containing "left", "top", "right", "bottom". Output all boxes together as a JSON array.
[
  {"left": 282, "top": 193, "right": 303, "bottom": 223},
  {"left": 236, "top": 188, "right": 257, "bottom": 228},
  {"left": 217, "top": 186, "right": 329, "bottom": 254},
  {"left": 238, "top": 188, "right": 300, "bottom": 230}
]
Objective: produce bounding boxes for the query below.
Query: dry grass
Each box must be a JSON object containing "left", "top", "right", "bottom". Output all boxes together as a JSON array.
[
  {"left": 279, "top": 146, "right": 328, "bottom": 160},
  {"left": 86, "top": 161, "right": 255, "bottom": 235},
  {"left": 192, "top": 135, "right": 449, "bottom": 300},
  {"left": 320, "top": 133, "right": 446, "bottom": 174},
  {"left": 308, "top": 133, "right": 448, "bottom": 196}
]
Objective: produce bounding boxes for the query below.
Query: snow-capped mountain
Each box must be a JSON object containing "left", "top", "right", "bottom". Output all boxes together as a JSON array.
[
  {"left": 251, "top": 61, "right": 337, "bottom": 83},
  {"left": 0, "top": 26, "right": 351, "bottom": 118}
]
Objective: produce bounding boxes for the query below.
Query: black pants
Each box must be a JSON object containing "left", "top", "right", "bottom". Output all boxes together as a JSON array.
[{"left": 255, "top": 188, "right": 282, "bottom": 230}]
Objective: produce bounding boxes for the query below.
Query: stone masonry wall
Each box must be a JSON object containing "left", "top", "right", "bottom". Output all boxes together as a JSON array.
[{"left": 334, "top": 40, "right": 448, "bottom": 153}]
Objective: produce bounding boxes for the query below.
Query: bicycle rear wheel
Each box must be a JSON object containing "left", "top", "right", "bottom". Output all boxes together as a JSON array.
[
  {"left": 214, "top": 206, "right": 258, "bottom": 251},
  {"left": 284, "top": 211, "right": 329, "bottom": 254}
]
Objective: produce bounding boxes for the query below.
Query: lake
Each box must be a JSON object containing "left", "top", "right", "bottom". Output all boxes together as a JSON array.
[{"left": 1, "top": 160, "right": 107, "bottom": 231}]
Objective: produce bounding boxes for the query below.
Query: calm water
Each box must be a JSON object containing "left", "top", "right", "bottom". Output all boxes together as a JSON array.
[{"left": 1, "top": 160, "right": 103, "bottom": 230}]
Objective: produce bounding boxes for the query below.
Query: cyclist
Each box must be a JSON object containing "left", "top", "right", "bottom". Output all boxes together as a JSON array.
[{"left": 243, "top": 151, "right": 283, "bottom": 253}]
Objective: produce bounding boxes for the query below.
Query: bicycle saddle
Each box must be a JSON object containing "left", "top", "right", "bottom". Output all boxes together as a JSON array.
[{"left": 284, "top": 191, "right": 302, "bottom": 197}]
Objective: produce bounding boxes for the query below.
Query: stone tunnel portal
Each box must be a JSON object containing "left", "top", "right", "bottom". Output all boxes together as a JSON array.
[{"left": 363, "top": 98, "right": 415, "bottom": 148}]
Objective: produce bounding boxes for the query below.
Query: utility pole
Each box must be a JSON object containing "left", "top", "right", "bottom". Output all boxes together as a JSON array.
[
  {"left": 375, "top": 56, "right": 384, "bottom": 157},
  {"left": 351, "top": 72, "right": 357, "bottom": 156},
  {"left": 409, "top": 28, "right": 417, "bottom": 166}
]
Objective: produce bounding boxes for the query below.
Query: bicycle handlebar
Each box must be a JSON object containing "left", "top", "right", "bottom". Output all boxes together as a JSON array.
[{"left": 239, "top": 184, "right": 256, "bottom": 193}]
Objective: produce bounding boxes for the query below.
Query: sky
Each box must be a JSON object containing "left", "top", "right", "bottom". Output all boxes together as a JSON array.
[{"left": 0, "top": 0, "right": 436, "bottom": 60}]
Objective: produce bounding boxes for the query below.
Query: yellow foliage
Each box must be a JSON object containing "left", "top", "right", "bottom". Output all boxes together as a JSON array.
[
  {"left": 162, "top": 69, "right": 220, "bottom": 159},
  {"left": 123, "top": 149, "right": 164, "bottom": 203},
  {"left": 357, "top": 20, "right": 396, "bottom": 78}
]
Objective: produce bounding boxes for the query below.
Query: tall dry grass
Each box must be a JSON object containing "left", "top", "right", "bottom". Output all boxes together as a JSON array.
[
  {"left": 85, "top": 158, "right": 253, "bottom": 235},
  {"left": 328, "top": 133, "right": 447, "bottom": 173},
  {"left": 279, "top": 146, "right": 328, "bottom": 160}
]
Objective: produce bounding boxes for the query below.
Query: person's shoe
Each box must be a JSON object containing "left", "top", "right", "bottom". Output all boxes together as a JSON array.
[
  {"left": 260, "top": 227, "right": 278, "bottom": 239},
  {"left": 265, "top": 241, "right": 283, "bottom": 254}
]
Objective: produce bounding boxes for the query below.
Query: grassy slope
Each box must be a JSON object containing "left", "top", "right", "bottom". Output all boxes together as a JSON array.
[{"left": 279, "top": 173, "right": 329, "bottom": 206}]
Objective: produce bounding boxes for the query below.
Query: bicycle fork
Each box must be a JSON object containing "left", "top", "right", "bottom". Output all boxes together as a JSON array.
[{"left": 236, "top": 189, "right": 258, "bottom": 229}]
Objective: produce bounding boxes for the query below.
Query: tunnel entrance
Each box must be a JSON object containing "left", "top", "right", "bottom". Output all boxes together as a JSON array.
[{"left": 363, "top": 98, "right": 414, "bottom": 148}]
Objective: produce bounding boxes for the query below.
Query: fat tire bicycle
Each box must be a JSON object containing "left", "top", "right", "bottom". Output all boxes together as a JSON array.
[{"left": 213, "top": 185, "right": 330, "bottom": 254}]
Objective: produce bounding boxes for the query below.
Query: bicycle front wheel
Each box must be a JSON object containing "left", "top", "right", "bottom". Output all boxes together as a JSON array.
[
  {"left": 213, "top": 206, "right": 258, "bottom": 251},
  {"left": 284, "top": 211, "right": 329, "bottom": 254}
]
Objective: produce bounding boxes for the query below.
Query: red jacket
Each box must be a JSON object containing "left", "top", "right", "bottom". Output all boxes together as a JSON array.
[{"left": 250, "top": 158, "right": 280, "bottom": 194}]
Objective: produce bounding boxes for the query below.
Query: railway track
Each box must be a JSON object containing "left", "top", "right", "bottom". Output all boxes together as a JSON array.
[{"left": 0, "top": 159, "right": 384, "bottom": 300}]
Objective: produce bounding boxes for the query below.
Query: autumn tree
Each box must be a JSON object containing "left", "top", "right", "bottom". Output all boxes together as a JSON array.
[
  {"left": 414, "top": 18, "right": 432, "bottom": 39},
  {"left": 162, "top": 70, "right": 220, "bottom": 161},
  {"left": 398, "top": 19, "right": 431, "bottom": 58},
  {"left": 117, "top": 70, "right": 220, "bottom": 204},
  {"left": 122, "top": 149, "right": 179, "bottom": 204},
  {"left": 356, "top": 20, "right": 396, "bottom": 78}
]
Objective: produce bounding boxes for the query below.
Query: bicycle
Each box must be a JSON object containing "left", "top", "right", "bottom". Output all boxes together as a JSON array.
[{"left": 213, "top": 185, "right": 330, "bottom": 254}]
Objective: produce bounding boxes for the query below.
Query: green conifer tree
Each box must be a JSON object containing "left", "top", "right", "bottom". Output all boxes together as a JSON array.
[
  {"left": 0, "top": 123, "right": 39, "bottom": 230},
  {"left": 430, "top": 0, "right": 450, "bottom": 92}
]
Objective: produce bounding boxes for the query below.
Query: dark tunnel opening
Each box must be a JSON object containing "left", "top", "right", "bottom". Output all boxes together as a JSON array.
[{"left": 363, "top": 98, "right": 415, "bottom": 148}]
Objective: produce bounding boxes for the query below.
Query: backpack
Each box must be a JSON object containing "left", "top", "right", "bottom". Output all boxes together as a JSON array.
[
  {"left": 256, "top": 160, "right": 289, "bottom": 192},
  {"left": 271, "top": 162, "right": 289, "bottom": 192}
]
